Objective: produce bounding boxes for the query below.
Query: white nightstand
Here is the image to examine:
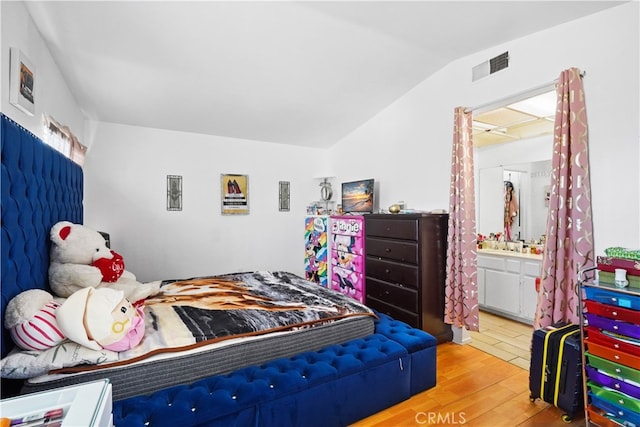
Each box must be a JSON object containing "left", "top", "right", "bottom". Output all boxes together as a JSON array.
[{"left": 0, "top": 379, "right": 112, "bottom": 426}]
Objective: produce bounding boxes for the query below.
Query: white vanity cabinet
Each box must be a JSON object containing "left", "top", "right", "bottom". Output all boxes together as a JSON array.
[{"left": 477, "top": 249, "right": 542, "bottom": 324}]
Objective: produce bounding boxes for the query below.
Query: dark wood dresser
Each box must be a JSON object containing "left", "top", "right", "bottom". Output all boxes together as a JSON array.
[{"left": 364, "top": 213, "right": 452, "bottom": 343}]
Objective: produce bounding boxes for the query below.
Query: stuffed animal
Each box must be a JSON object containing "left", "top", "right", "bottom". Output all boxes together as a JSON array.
[
  {"left": 4, "top": 289, "right": 65, "bottom": 351},
  {"left": 4, "top": 288, "right": 145, "bottom": 352},
  {"left": 56, "top": 287, "right": 145, "bottom": 351},
  {"left": 48, "top": 221, "right": 161, "bottom": 303}
]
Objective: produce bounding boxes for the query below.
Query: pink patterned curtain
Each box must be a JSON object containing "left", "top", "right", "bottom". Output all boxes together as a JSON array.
[
  {"left": 534, "top": 68, "right": 594, "bottom": 329},
  {"left": 445, "top": 107, "right": 479, "bottom": 331}
]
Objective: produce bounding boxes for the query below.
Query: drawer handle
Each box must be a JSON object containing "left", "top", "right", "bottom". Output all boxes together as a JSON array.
[
  {"left": 385, "top": 269, "right": 390, "bottom": 274},
  {"left": 613, "top": 325, "right": 619, "bottom": 330},
  {"left": 612, "top": 311, "right": 618, "bottom": 316},
  {"left": 615, "top": 343, "right": 620, "bottom": 349},
  {"left": 615, "top": 354, "right": 621, "bottom": 360},
  {"left": 385, "top": 248, "right": 391, "bottom": 253},
  {"left": 619, "top": 399, "right": 625, "bottom": 405},
  {"left": 611, "top": 298, "right": 618, "bottom": 302},
  {"left": 615, "top": 383, "right": 621, "bottom": 389},
  {"left": 616, "top": 368, "right": 622, "bottom": 373},
  {"left": 384, "top": 290, "right": 390, "bottom": 296}
]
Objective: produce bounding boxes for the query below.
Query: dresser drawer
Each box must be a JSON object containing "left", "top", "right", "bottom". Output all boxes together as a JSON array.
[
  {"left": 366, "top": 298, "right": 419, "bottom": 328},
  {"left": 586, "top": 405, "right": 623, "bottom": 427},
  {"left": 589, "top": 381, "right": 640, "bottom": 414},
  {"left": 584, "top": 286, "right": 640, "bottom": 310},
  {"left": 585, "top": 300, "right": 640, "bottom": 323},
  {"left": 366, "top": 278, "right": 418, "bottom": 313},
  {"left": 366, "top": 237, "right": 418, "bottom": 264},
  {"left": 331, "top": 250, "right": 363, "bottom": 273},
  {"left": 585, "top": 326, "right": 640, "bottom": 357},
  {"left": 589, "top": 393, "right": 640, "bottom": 426},
  {"left": 586, "top": 366, "right": 640, "bottom": 399},
  {"left": 366, "top": 257, "right": 418, "bottom": 289},
  {"left": 586, "top": 352, "right": 640, "bottom": 383},
  {"left": 586, "top": 341, "right": 640, "bottom": 371},
  {"left": 586, "top": 313, "right": 640, "bottom": 339},
  {"left": 366, "top": 218, "right": 418, "bottom": 241}
]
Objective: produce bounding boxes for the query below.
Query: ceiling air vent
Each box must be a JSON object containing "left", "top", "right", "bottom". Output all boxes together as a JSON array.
[{"left": 472, "top": 51, "right": 510, "bottom": 82}]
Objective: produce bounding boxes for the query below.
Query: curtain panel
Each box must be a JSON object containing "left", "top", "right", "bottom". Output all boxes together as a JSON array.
[
  {"left": 534, "top": 67, "right": 594, "bottom": 329},
  {"left": 444, "top": 107, "right": 479, "bottom": 332}
]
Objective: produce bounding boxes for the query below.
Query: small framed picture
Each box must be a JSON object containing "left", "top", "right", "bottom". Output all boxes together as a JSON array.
[
  {"left": 279, "top": 181, "right": 290, "bottom": 212},
  {"left": 9, "top": 47, "right": 36, "bottom": 116},
  {"left": 167, "top": 175, "right": 182, "bottom": 211},
  {"left": 221, "top": 174, "right": 249, "bottom": 215}
]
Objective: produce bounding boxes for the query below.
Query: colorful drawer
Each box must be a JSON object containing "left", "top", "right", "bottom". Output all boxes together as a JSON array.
[
  {"left": 586, "top": 366, "right": 640, "bottom": 399},
  {"left": 584, "top": 285, "right": 640, "bottom": 310},
  {"left": 588, "top": 381, "right": 640, "bottom": 415},
  {"left": 585, "top": 353, "right": 640, "bottom": 384},
  {"left": 585, "top": 300, "right": 640, "bottom": 323},
  {"left": 585, "top": 327, "right": 640, "bottom": 357},
  {"left": 585, "top": 313, "right": 640, "bottom": 340}
]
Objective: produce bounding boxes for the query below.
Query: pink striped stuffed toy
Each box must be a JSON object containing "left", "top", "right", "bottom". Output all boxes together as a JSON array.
[{"left": 4, "top": 289, "right": 65, "bottom": 351}]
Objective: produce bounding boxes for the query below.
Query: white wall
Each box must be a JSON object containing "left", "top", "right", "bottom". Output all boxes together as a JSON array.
[
  {"left": 0, "top": 1, "right": 85, "bottom": 142},
  {"left": 329, "top": 2, "right": 639, "bottom": 256},
  {"left": 83, "top": 121, "right": 324, "bottom": 281},
  {"left": 3, "top": 2, "right": 639, "bottom": 281}
]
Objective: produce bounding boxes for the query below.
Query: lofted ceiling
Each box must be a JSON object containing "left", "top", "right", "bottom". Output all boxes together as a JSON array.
[{"left": 23, "top": 1, "right": 624, "bottom": 148}]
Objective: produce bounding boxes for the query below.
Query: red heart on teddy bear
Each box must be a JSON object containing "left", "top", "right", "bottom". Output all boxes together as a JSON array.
[{"left": 92, "top": 250, "right": 125, "bottom": 282}]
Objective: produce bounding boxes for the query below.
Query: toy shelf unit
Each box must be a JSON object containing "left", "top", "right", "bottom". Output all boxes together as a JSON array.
[
  {"left": 330, "top": 215, "right": 366, "bottom": 303},
  {"left": 580, "top": 265, "right": 640, "bottom": 426},
  {"left": 304, "top": 215, "right": 330, "bottom": 287}
]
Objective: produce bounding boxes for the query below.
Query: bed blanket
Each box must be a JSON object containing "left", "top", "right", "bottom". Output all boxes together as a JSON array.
[{"left": 2, "top": 271, "right": 374, "bottom": 378}]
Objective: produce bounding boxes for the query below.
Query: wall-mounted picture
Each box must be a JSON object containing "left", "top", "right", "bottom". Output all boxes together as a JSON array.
[
  {"left": 279, "top": 181, "right": 290, "bottom": 212},
  {"left": 167, "top": 175, "right": 183, "bottom": 211},
  {"left": 9, "top": 47, "right": 36, "bottom": 116},
  {"left": 221, "top": 174, "right": 249, "bottom": 215}
]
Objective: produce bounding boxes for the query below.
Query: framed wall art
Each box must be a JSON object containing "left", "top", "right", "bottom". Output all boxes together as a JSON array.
[
  {"left": 9, "top": 47, "right": 36, "bottom": 116},
  {"left": 279, "top": 181, "right": 290, "bottom": 212},
  {"left": 221, "top": 173, "right": 249, "bottom": 215},
  {"left": 167, "top": 175, "right": 182, "bottom": 211}
]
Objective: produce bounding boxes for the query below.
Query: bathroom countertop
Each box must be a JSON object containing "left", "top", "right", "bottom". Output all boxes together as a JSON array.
[{"left": 478, "top": 248, "right": 543, "bottom": 260}]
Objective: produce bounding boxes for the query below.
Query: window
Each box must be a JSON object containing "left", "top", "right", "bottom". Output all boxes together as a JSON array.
[{"left": 43, "top": 114, "right": 86, "bottom": 166}]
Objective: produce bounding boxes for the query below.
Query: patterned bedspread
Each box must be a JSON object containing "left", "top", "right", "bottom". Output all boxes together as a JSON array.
[{"left": 51, "top": 271, "right": 375, "bottom": 373}]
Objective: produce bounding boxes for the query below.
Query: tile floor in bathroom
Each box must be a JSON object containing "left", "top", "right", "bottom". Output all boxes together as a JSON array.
[{"left": 469, "top": 310, "right": 535, "bottom": 371}]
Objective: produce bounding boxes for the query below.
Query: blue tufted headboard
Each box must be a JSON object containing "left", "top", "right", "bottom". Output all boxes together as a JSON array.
[{"left": 1, "top": 113, "right": 83, "bottom": 357}]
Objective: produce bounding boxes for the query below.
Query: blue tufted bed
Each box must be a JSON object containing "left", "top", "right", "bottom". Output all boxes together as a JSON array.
[{"left": 1, "top": 113, "right": 438, "bottom": 426}]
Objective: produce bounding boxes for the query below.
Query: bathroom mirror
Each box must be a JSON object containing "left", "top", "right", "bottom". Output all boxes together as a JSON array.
[
  {"left": 473, "top": 88, "right": 555, "bottom": 243},
  {"left": 477, "top": 159, "right": 551, "bottom": 242}
]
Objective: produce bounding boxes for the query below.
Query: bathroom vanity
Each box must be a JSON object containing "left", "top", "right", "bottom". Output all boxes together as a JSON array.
[{"left": 477, "top": 248, "right": 543, "bottom": 324}]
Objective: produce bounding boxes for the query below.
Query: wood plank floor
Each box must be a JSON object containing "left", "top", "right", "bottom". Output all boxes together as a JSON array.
[{"left": 352, "top": 312, "right": 586, "bottom": 426}]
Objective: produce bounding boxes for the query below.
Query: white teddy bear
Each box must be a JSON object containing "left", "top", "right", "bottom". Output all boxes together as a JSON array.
[{"left": 48, "top": 221, "right": 161, "bottom": 303}]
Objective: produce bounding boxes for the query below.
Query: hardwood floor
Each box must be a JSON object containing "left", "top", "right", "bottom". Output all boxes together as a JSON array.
[{"left": 352, "top": 312, "right": 586, "bottom": 426}]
